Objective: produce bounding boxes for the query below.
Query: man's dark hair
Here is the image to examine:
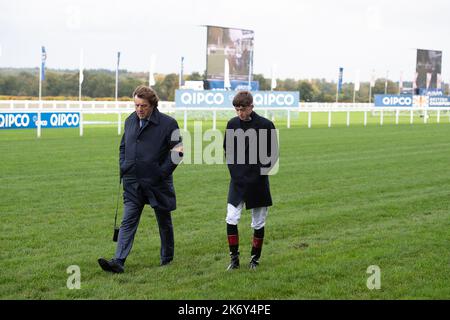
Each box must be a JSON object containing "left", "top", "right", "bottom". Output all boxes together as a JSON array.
[
  {"left": 232, "top": 91, "right": 253, "bottom": 107},
  {"left": 133, "top": 85, "right": 159, "bottom": 108}
]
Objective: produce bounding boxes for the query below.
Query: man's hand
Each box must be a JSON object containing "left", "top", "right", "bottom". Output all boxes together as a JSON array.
[{"left": 172, "top": 144, "right": 184, "bottom": 154}]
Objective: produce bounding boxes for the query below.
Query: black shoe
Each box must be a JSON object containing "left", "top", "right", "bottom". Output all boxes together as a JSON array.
[
  {"left": 160, "top": 259, "right": 173, "bottom": 267},
  {"left": 249, "top": 259, "right": 259, "bottom": 270},
  {"left": 98, "top": 258, "right": 124, "bottom": 273},
  {"left": 227, "top": 254, "right": 240, "bottom": 271}
]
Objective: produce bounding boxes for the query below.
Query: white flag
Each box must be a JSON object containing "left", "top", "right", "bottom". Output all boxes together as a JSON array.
[
  {"left": 384, "top": 70, "right": 389, "bottom": 93},
  {"left": 79, "top": 49, "right": 84, "bottom": 85},
  {"left": 426, "top": 72, "right": 432, "bottom": 89},
  {"left": 436, "top": 73, "right": 442, "bottom": 89},
  {"left": 370, "top": 70, "right": 376, "bottom": 87},
  {"left": 354, "top": 69, "right": 360, "bottom": 92},
  {"left": 271, "top": 64, "right": 277, "bottom": 90},
  {"left": 224, "top": 58, "right": 231, "bottom": 89},
  {"left": 399, "top": 71, "right": 403, "bottom": 93},
  {"left": 149, "top": 54, "right": 156, "bottom": 87}
]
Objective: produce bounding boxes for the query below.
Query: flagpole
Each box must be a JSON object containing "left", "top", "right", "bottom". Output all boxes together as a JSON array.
[
  {"left": 336, "top": 82, "right": 339, "bottom": 103},
  {"left": 271, "top": 64, "right": 277, "bottom": 91},
  {"left": 336, "top": 69, "right": 338, "bottom": 103},
  {"left": 353, "top": 87, "right": 356, "bottom": 103},
  {"left": 39, "top": 63, "right": 42, "bottom": 102},
  {"left": 115, "top": 52, "right": 119, "bottom": 102},
  {"left": 179, "top": 56, "right": 184, "bottom": 89},
  {"left": 336, "top": 67, "right": 343, "bottom": 103},
  {"left": 79, "top": 49, "right": 83, "bottom": 103},
  {"left": 369, "top": 69, "right": 375, "bottom": 104},
  {"left": 38, "top": 63, "right": 42, "bottom": 138},
  {"left": 79, "top": 49, "right": 84, "bottom": 137},
  {"left": 115, "top": 51, "right": 120, "bottom": 136},
  {"left": 149, "top": 54, "right": 156, "bottom": 87},
  {"left": 353, "top": 70, "right": 359, "bottom": 103},
  {"left": 384, "top": 70, "right": 389, "bottom": 94}
]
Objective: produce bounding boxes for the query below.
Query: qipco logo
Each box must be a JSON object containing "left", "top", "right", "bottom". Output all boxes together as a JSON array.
[
  {"left": 0, "top": 113, "right": 31, "bottom": 128},
  {"left": 382, "top": 96, "right": 412, "bottom": 106},
  {"left": 180, "top": 91, "right": 225, "bottom": 106},
  {"left": 49, "top": 113, "right": 80, "bottom": 127},
  {"left": 253, "top": 93, "right": 296, "bottom": 107}
]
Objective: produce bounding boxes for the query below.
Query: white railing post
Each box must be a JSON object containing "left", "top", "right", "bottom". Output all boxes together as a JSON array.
[
  {"left": 79, "top": 109, "right": 84, "bottom": 137},
  {"left": 287, "top": 109, "right": 290, "bottom": 128},
  {"left": 395, "top": 109, "right": 399, "bottom": 125},
  {"left": 184, "top": 109, "right": 188, "bottom": 130},
  {"left": 308, "top": 111, "right": 312, "bottom": 128},
  {"left": 380, "top": 110, "right": 384, "bottom": 126},
  {"left": 346, "top": 111, "right": 350, "bottom": 127},
  {"left": 437, "top": 110, "right": 440, "bottom": 123},
  {"left": 410, "top": 109, "right": 414, "bottom": 124},
  {"left": 117, "top": 101, "right": 121, "bottom": 135},
  {"left": 364, "top": 111, "right": 367, "bottom": 127},
  {"left": 37, "top": 111, "right": 41, "bottom": 138},
  {"left": 328, "top": 110, "right": 332, "bottom": 128}
]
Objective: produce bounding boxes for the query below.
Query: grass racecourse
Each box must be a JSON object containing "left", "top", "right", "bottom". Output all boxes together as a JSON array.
[{"left": 0, "top": 111, "right": 450, "bottom": 299}]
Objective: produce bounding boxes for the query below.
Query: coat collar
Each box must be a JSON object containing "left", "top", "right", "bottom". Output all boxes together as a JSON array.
[
  {"left": 240, "top": 111, "right": 260, "bottom": 124},
  {"left": 134, "top": 107, "right": 160, "bottom": 127}
]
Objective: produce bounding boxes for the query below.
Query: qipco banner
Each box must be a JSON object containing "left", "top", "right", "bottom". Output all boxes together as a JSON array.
[
  {"left": 0, "top": 112, "right": 80, "bottom": 129},
  {"left": 175, "top": 90, "right": 299, "bottom": 108},
  {"left": 374, "top": 95, "right": 413, "bottom": 107}
]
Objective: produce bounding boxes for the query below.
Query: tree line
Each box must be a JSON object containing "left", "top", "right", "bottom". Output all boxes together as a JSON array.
[{"left": 0, "top": 68, "right": 440, "bottom": 102}]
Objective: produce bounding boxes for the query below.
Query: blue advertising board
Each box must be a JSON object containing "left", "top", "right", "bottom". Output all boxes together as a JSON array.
[
  {"left": 0, "top": 112, "right": 80, "bottom": 129},
  {"left": 175, "top": 90, "right": 299, "bottom": 108},
  {"left": 374, "top": 95, "right": 413, "bottom": 107},
  {"left": 374, "top": 94, "right": 450, "bottom": 107},
  {"left": 429, "top": 96, "right": 450, "bottom": 107}
]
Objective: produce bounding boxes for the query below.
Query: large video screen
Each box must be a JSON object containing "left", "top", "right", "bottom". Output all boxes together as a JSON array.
[
  {"left": 206, "top": 26, "right": 254, "bottom": 81},
  {"left": 416, "top": 49, "right": 442, "bottom": 89}
]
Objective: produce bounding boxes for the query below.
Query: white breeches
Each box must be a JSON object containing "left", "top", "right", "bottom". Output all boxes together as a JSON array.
[{"left": 225, "top": 202, "right": 268, "bottom": 230}]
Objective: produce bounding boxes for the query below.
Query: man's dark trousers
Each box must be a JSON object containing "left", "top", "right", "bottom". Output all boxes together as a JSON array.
[{"left": 115, "top": 179, "right": 174, "bottom": 265}]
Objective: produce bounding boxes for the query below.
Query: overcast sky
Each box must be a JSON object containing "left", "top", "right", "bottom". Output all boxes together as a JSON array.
[{"left": 1, "top": 0, "right": 449, "bottom": 82}]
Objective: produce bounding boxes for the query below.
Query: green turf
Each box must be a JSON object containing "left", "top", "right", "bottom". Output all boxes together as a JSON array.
[{"left": 1, "top": 116, "right": 449, "bottom": 299}]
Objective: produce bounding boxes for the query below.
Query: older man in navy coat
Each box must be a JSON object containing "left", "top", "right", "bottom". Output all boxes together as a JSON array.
[{"left": 98, "top": 85, "right": 183, "bottom": 273}]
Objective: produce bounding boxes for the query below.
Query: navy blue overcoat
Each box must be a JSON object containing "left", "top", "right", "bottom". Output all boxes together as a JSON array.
[{"left": 120, "top": 108, "right": 182, "bottom": 212}]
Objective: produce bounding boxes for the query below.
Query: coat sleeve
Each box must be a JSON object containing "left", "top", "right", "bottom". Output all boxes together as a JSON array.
[
  {"left": 262, "top": 121, "right": 279, "bottom": 170},
  {"left": 223, "top": 120, "right": 232, "bottom": 163},
  {"left": 119, "top": 131, "right": 125, "bottom": 178},
  {"left": 159, "top": 120, "right": 183, "bottom": 178}
]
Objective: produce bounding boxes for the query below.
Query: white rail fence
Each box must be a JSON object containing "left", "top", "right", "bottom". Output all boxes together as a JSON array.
[{"left": 1, "top": 100, "right": 449, "bottom": 138}]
